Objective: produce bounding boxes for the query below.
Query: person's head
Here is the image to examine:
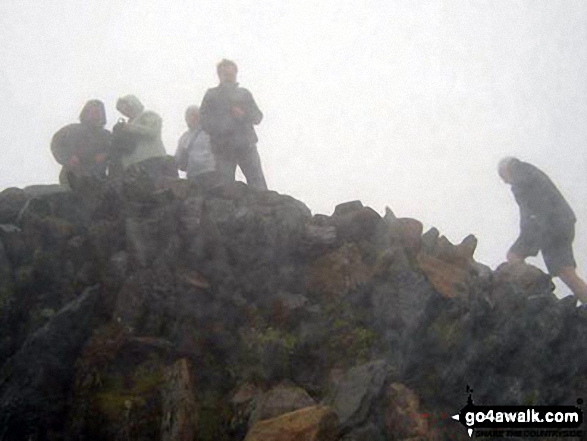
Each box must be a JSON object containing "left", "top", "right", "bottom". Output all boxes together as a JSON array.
[
  {"left": 216, "top": 59, "right": 238, "bottom": 83},
  {"left": 185, "top": 105, "right": 200, "bottom": 130},
  {"left": 498, "top": 156, "right": 520, "bottom": 184},
  {"left": 79, "top": 100, "right": 106, "bottom": 127},
  {"left": 116, "top": 95, "right": 144, "bottom": 120}
]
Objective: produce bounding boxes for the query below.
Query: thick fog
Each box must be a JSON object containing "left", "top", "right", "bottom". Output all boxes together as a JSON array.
[{"left": 1, "top": 0, "right": 586, "bottom": 295}]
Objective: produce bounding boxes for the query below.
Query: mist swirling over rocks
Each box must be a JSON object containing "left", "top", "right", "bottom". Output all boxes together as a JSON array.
[{"left": 0, "top": 175, "right": 585, "bottom": 440}]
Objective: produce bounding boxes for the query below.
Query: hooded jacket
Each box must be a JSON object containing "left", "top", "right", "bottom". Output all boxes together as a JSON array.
[
  {"left": 508, "top": 159, "right": 576, "bottom": 256},
  {"left": 50, "top": 100, "right": 111, "bottom": 178},
  {"left": 199, "top": 82, "right": 262, "bottom": 150},
  {"left": 114, "top": 95, "right": 167, "bottom": 169}
]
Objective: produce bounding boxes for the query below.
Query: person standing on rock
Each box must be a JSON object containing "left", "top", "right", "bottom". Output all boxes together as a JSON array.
[
  {"left": 199, "top": 59, "right": 268, "bottom": 189},
  {"left": 174, "top": 105, "right": 219, "bottom": 189},
  {"left": 113, "top": 94, "right": 177, "bottom": 180},
  {"left": 50, "top": 100, "right": 111, "bottom": 186},
  {"left": 499, "top": 157, "right": 587, "bottom": 303}
]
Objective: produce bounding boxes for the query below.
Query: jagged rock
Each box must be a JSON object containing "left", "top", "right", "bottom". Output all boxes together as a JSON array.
[
  {"left": 332, "top": 206, "right": 383, "bottom": 243},
  {"left": 420, "top": 227, "right": 439, "bottom": 253},
  {"left": 333, "top": 200, "right": 364, "bottom": 217},
  {"left": 23, "top": 184, "right": 69, "bottom": 197},
  {"left": 161, "top": 358, "right": 199, "bottom": 441},
  {"left": 244, "top": 405, "right": 339, "bottom": 441},
  {"left": 125, "top": 201, "right": 179, "bottom": 267},
  {"left": 394, "top": 218, "right": 424, "bottom": 254},
  {"left": 416, "top": 233, "right": 481, "bottom": 300},
  {"left": 417, "top": 253, "right": 470, "bottom": 299},
  {"left": 0, "top": 239, "right": 13, "bottom": 307},
  {"left": 67, "top": 324, "right": 179, "bottom": 440},
  {"left": 306, "top": 243, "right": 376, "bottom": 300},
  {"left": 1, "top": 178, "right": 587, "bottom": 439},
  {"left": 383, "top": 383, "right": 428, "bottom": 440},
  {"left": 303, "top": 223, "right": 337, "bottom": 250},
  {"left": 340, "top": 423, "right": 385, "bottom": 441},
  {"left": 0, "top": 285, "right": 101, "bottom": 439},
  {"left": 230, "top": 382, "right": 264, "bottom": 437},
  {"left": 328, "top": 360, "right": 388, "bottom": 432},
  {"left": 492, "top": 262, "right": 555, "bottom": 307},
  {"left": 383, "top": 206, "right": 397, "bottom": 224},
  {"left": 0, "top": 188, "right": 27, "bottom": 224},
  {"left": 249, "top": 381, "right": 316, "bottom": 425}
]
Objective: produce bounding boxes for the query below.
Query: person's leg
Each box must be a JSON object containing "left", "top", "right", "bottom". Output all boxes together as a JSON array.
[
  {"left": 543, "top": 226, "right": 587, "bottom": 302},
  {"left": 236, "top": 144, "right": 268, "bottom": 190},
  {"left": 212, "top": 146, "right": 237, "bottom": 185},
  {"left": 557, "top": 267, "right": 587, "bottom": 304}
]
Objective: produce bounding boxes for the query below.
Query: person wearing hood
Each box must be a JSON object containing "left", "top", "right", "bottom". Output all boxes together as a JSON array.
[
  {"left": 50, "top": 100, "right": 111, "bottom": 185},
  {"left": 199, "top": 59, "right": 267, "bottom": 189},
  {"left": 174, "top": 105, "right": 218, "bottom": 188},
  {"left": 113, "top": 95, "right": 175, "bottom": 179},
  {"left": 499, "top": 157, "right": 587, "bottom": 303}
]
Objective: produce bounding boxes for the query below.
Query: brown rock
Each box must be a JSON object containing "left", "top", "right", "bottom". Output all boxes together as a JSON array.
[
  {"left": 244, "top": 405, "right": 339, "bottom": 441},
  {"left": 161, "top": 358, "right": 198, "bottom": 441},
  {"left": 249, "top": 382, "right": 316, "bottom": 425},
  {"left": 383, "top": 383, "right": 428, "bottom": 440},
  {"left": 417, "top": 253, "right": 470, "bottom": 299}
]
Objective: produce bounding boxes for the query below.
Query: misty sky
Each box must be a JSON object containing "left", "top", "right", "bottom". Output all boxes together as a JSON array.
[{"left": 1, "top": 0, "right": 586, "bottom": 296}]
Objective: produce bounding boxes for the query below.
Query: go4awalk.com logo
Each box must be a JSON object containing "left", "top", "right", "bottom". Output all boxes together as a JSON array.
[{"left": 451, "top": 387, "right": 584, "bottom": 438}]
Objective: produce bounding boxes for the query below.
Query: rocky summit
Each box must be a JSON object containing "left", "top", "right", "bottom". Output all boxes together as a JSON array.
[{"left": 0, "top": 174, "right": 585, "bottom": 441}]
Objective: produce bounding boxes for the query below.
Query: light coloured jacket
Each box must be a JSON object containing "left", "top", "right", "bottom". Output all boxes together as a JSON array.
[
  {"left": 175, "top": 127, "right": 216, "bottom": 179},
  {"left": 115, "top": 95, "right": 167, "bottom": 169}
]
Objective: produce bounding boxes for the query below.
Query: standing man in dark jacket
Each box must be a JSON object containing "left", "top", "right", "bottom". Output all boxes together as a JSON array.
[
  {"left": 499, "top": 157, "right": 587, "bottom": 303},
  {"left": 199, "top": 59, "right": 267, "bottom": 189},
  {"left": 51, "top": 100, "right": 111, "bottom": 185}
]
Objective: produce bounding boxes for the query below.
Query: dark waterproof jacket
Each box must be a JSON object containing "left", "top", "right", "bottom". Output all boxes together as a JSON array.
[
  {"left": 51, "top": 123, "right": 111, "bottom": 177},
  {"left": 199, "top": 82, "right": 263, "bottom": 150},
  {"left": 509, "top": 160, "right": 576, "bottom": 256}
]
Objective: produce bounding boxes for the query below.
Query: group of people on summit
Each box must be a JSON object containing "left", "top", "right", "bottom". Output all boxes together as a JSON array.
[
  {"left": 50, "top": 59, "right": 587, "bottom": 304},
  {"left": 51, "top": 59, "right": 267, "bottom": 190}
]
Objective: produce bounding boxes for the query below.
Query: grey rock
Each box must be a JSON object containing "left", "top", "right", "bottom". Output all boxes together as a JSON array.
[
  {"left": 249, "top": 382, "right": 316, "bottom": 425},
  {"left": 0, "top": 285, "right": 101, "bottom": 439},
  {"left": 328, "top": 360, "right": 388, "bottom": 431}
]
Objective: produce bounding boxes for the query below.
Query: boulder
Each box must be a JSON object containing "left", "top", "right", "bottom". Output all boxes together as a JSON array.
[
  {"left": 328, "top": 360, "right": 387, "bottom": 431},
  {"left": 249, "top": 381, "right": 316, "bottom": 425},
  {"left": 244, "top": 405, "right": 339, "bottom": 441},
  {"left": 0, "top": 188, "right": 27, "bottom": 224},
  {"left": 383, "top": 383, "right": 428, "bottom": 440},
  {"left": 161, "top": 358, "right": 199, "bottom": 441},
  {"left": 0, "top": 285, "right": 101, "bottom": 439}
]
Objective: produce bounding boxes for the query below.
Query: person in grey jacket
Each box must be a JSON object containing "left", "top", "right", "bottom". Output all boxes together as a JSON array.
[
  {"left": 499, "top": 157, "right": 587, "bottom": 303},
  {"left": 175, "top": 105, "right": 218, "bottom": 188},
  {"left": 51, "top": 100, "right": 111, "bottom": 185},
  {"left": 113, "top": 95, "right": 176, "bottom": 179},
  {"left": 199, "top": 59, "right": 267, "bottom": 189}
]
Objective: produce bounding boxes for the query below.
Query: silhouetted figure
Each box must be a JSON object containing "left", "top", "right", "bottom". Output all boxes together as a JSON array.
[
  {"left": 499, "top": 157, "right": 587, "bottom": 303},
  {"left": 174, "top": 105, "right": 219, "bottom": 189},
  {"left": 51, "top": 100, "right": 111, "bottom": 186},
  {"left": 199, "top": 59, "right": 267, "bottom": 189},
  {"left": 113, "top": 95, "right": 176, "bottom": 180}
]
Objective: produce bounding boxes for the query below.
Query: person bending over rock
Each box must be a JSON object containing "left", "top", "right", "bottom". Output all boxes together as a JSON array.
[
  {"left": 174, "top": 105, "right": 219, "bottom": 189},
  {"left": 51, "top": 100, "right": 111, "bottom": 186},
  {"left": 499, "top": 157, "right": 587, "bottom": 303},
  {"left": 113, "top": 94, "right": 177, "bottom": 180},
  {"left": 199, "top": 59, "right": 267, "bottom": 189}
]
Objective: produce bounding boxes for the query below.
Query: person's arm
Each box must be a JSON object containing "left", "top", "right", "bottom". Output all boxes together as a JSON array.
[
  {"left": 239, "top": 89, "right": 263, "bottom": 125},
  {"left": 124, "top": 111, "right": 162, "bottom": 138},
  {"left": 200, "top": 89, "right": 224, "bottom": 137},
  {"left": 508, "top": 188, "right": 541, "bottom": 258}
]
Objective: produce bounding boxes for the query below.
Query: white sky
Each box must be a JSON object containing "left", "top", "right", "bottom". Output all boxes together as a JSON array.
[{"left": 1, "top": 0, "right": 586, "bottom": 295}]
